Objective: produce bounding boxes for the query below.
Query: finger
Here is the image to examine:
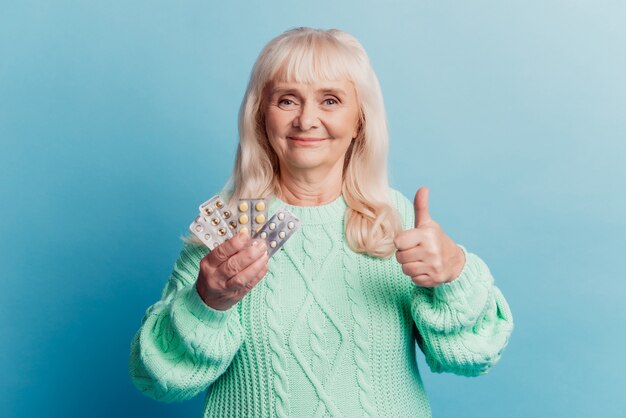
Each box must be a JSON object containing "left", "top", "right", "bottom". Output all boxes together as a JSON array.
[
  {"left": 207, "top": 230, "right": 251, "bottom": 266},
  {"left": 414, "top": 187, "right": 432, "bottom": 227},
  {"left": 220, "top": 240, "right": 268, "bottom": 278},
  {"left": 394, "top": 229, "right": 427, "bottom": 251},
  {"left": 225, "top": 250, "right": 270, "bottom": 291},
  {"left": 411, "top": 274, "right": 438, "bottom": 287},
  {"left": 242, "top": 257, "right": 271, "bottom": 291},
  {"left": 401, "top": 261, "right": 429, "bottom": 278},
  {"left": 395, "top": 246, "right": 428, "bottom": 264}
]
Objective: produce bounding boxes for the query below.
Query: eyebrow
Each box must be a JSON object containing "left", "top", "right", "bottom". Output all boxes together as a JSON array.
[{"left": 271, "top": 86, "right": 348, "bottom": 96}]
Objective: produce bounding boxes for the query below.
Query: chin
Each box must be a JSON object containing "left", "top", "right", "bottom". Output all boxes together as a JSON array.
[{"left": 283, "top": 156, "right": 329, "bottom": 171}]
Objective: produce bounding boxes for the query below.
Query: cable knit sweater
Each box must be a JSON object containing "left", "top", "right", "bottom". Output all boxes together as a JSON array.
[{"left": 129, "top": 189, "right": 514, "bottom": 417}]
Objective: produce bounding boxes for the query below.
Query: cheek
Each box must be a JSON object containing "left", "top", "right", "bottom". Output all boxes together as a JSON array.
[
  {"left": 265, "top": 109, "right": 292, "bottom": 137},
  {"left": 330, "top": 109, "right": 360, "bottom": 138}
]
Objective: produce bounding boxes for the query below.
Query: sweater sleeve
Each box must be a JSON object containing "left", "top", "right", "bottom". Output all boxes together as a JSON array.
[
  {"left": 128, "top": 242, "right": 244, "bottom": 402},
  {"left": 411, "top": 246, "right": 514, "bottom": 376},
  {"left": 389, "top": 189, "right": 514, "bottom": 377}
]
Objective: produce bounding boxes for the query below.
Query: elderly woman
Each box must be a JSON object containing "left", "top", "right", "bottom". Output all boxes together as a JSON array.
[{"left": 129, "top": 27, "right": 514, "bottom": 417}]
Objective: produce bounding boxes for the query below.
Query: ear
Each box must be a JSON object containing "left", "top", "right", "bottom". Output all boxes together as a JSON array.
[{"left": 353, "top": 112, "right": 364, "bottom": 139}]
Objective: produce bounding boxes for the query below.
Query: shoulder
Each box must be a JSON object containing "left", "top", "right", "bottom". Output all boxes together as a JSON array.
[{"left": 387, "top": 188, "right": 414, "bottom": 231}]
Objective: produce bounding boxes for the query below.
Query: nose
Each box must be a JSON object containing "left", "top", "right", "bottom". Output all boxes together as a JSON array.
[{"left": 292, "top": 101, "right": 319, "bottom": 131}]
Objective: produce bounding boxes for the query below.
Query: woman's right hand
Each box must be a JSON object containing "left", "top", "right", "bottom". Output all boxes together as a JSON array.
[{"left": 195, "top": 231, "right": 269, "bottom": 311}]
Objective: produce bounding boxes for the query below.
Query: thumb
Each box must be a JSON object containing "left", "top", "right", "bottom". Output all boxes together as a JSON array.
[{"left": 414, "top": 187, "right": 432, "bottom": 227}]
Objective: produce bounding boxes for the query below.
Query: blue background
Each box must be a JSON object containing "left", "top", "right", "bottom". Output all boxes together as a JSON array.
[{"left": 2, "top": 1, "right": 625, "bottom": 417}]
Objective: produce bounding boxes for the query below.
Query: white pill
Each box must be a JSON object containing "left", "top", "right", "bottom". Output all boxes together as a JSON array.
[
  {"left": 269, "top": 222, "right": 276, "bottom": 230},
  {"left": 279, "top": 231, "right": 286, "bottom": 239},
  {"left": 260, "top": 231, "right": 267, "bottom": 239},
  {"left": 288, "top": 221, "right": 295, "bottom": 229},
  {"left": 195, "top": 224, "right": 202, "bottom": 232},
  {"left": 270, "top": 241, "right": 277, "bottom": 248},
  {"left": 277, "top": 212, "right": 285, "bottom": 220}
]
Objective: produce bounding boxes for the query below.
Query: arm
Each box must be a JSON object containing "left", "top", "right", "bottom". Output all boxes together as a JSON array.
[
  {"left": 411, "top": 245, "right": 514, "bottom": 376},
  {"left": 128, "top": 242, "right": 244, "bottom": 402},
  {"left": 389, "top": 188, "right": 514, "bottom": 376}
]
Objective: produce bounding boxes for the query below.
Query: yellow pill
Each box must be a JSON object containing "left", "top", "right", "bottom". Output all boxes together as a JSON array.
[
  {"left": 203, "top": 207, "right": 212, "bottom": 216},
  {"left": 216, "top": 201, "right": 224, "bottom": 208},
  {"left": 239, "top": 202, "right": 249, "bottom": 211},
  {"left": 229, "top": 221, "right": 237, "bottom": 229},
  {"left": 218, "top": 228, "right": 226, "bottom": 236},
  {"left": 240, "top": 227, "right": 249, "bottom": 235},
  {"left": 223, "top": 211, "right": 231, "bottom": 219},
  {"left": 255, "top": 201, "right": 265, "bottom": 211},
  {"left": 239, "top": 214, "right": 249, "bottom": 224},
  {"left": 211, "top": 218, "right": 219, "bottom": 226},
  {"left": 255, "top": 214, "right": 265, "bottom": 224}
]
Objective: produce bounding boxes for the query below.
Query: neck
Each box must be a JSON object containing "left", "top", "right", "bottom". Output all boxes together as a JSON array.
[{"left": 277, "top": 162, "right": 343, "bottom": 206}]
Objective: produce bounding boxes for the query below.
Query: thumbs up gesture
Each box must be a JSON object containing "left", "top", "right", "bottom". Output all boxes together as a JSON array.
[{"left": 394, "top": 187, "right": 466, "bottom": 288}]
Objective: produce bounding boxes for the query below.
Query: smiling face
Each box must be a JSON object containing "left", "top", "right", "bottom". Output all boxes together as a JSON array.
[{"left": 263, "top": 79, "right": 361, "bottom": 177}]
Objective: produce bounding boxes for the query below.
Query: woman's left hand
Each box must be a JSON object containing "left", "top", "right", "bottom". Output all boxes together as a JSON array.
[{"left": 394, "top": 187, "right": 466, "bottom": 288}]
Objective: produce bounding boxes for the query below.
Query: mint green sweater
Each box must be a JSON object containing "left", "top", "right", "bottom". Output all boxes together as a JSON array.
[{"left": 129, "top": 189, "right": 513, "bottom": 417}]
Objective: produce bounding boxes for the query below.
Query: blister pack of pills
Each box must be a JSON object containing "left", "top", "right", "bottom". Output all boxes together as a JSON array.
[
  {"left": 190, "top": 195, "right": 301, "bottom": 256},
  {"left": 253, "top": 207, "right": 301, "bottom": 257},
  {"left": 191, "top": 195, "right": 236, "bottom": 249},
  {"left": 233, "top": 199, "right": 268, "bottom": 235}
]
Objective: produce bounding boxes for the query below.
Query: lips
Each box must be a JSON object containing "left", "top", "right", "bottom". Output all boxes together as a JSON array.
[{"left": 288, "top": 136, "right": 326, "bottom": 142}]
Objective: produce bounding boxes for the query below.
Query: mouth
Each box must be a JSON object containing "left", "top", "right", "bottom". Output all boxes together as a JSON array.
[{"left": 287, "top": 136, "right": 327, "bottom": 143}]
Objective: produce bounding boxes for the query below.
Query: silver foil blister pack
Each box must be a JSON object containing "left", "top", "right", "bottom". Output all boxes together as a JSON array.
[
  {"left": 191, "top": 195, "right": 235, "bottom": 248},
  {"left": 253, "top": 207, "right": 301, "bottom": 257}
]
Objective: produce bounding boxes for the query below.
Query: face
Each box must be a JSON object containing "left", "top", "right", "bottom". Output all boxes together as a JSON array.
[{"left": 263, "top": 79, "right": 360, "bottom": 176}]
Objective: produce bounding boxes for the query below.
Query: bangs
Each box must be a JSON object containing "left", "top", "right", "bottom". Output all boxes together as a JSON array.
[{"left": 269, "top": 34, "right": 357, "bottom": 84}]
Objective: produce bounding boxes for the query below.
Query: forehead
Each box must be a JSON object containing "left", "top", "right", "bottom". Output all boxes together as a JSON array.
[{"left": 269, "top": 80, "right": 355, "bottom": 96}]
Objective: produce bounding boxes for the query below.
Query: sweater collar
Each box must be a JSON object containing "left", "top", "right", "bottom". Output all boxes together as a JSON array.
[{"left": 268, "top": 194, "right": 347, "bottom": 225}]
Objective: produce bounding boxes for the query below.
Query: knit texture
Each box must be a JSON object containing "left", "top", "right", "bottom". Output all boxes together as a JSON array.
[{"left": 129, "top": 189, "right": 514, "bottom": 417}]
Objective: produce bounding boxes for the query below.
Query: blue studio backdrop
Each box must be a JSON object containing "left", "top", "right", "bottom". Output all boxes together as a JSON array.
[{"left": 2, "top": 1, "right": 625, "bottom": 417}]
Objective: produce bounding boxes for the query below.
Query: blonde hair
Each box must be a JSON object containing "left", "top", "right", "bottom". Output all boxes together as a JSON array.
[{"left": 187, "top": 27, "right": 402, "bottom": 258}]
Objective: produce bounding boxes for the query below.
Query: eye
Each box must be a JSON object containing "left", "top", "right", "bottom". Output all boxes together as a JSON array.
[
  {"left": 276, "top": 97, "right": 300, "bottom": 110},
  {"left": 323, "top": 98, "right": 338, "bottom": 105}
]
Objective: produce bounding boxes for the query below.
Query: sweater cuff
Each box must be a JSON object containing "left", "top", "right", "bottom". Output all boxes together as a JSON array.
[{"left": 179, "top": 284, "right": 234, "bottom": 329}]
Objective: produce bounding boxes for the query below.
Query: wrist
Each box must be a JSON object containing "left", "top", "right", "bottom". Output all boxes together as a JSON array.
[
  {"left": 446, "top": 244, "right": 466, "bottom": 283},
  {"left": 195, "top": 278, "right": 234, "bottom": 311}
]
